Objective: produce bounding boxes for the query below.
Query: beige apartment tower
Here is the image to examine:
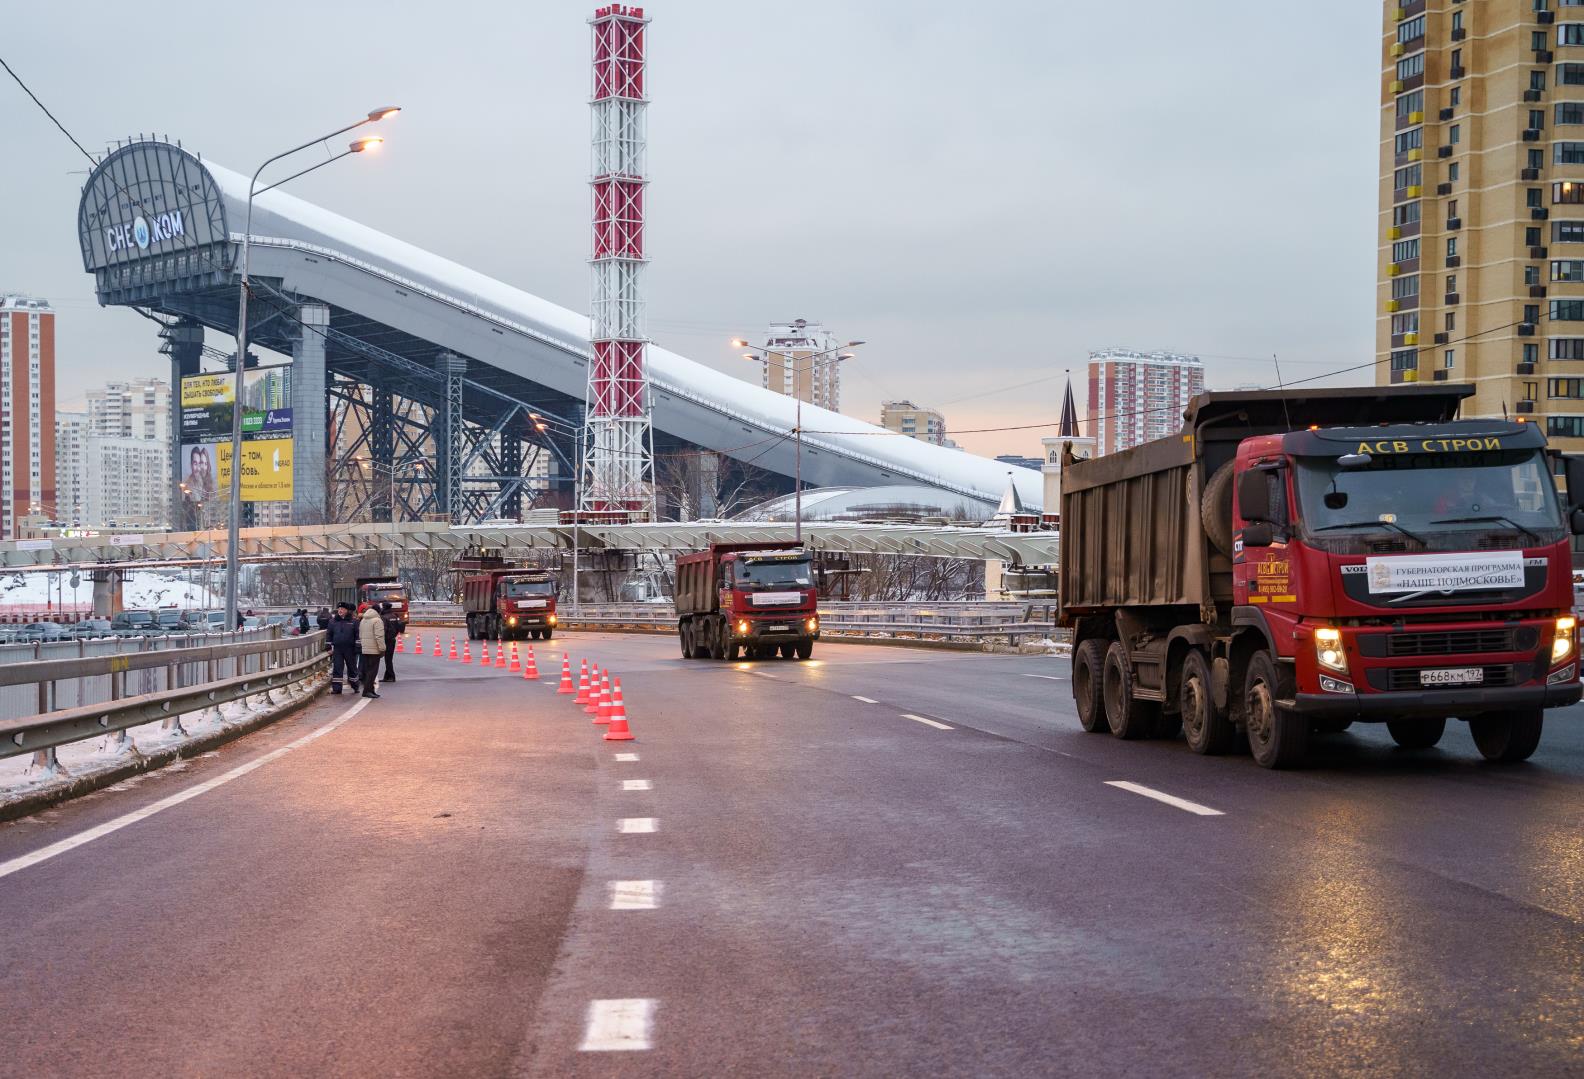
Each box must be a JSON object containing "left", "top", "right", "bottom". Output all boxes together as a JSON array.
[{"left": 1379, "top": 1, "right": 1584, "bottom": 451}]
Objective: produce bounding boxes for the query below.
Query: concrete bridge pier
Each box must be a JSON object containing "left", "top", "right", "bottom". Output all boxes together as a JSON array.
[{"left": 91, "top": 569, "right": 124, "bottom": 618}]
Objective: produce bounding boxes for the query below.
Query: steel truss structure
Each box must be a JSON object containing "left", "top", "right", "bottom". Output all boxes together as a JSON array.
[{"left": 585, "top": 4, "right": 656, "bottom": 515}]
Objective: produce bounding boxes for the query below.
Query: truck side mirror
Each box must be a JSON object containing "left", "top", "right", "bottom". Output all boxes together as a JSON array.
[
  {"left": 1236, "top": 470, "right": 1270, "bottom": 522},
  {"left": 1242, "top": 521, "right": 1275, "bottom": 548},
  {"left": 1566, "top": 455, "right": 1584, "bottom": 511}
]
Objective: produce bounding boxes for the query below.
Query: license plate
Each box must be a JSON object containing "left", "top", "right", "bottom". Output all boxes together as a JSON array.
[
  {"left": 767, "top": 624, "right": 790, "bottom": 632},
  {"left": 1420, "top": 667, "right": 1484, "bottom": 686}
]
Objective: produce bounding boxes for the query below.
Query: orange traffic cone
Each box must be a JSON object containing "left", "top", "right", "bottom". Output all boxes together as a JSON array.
[
  {"left": 434, "top": 636, "right": 443, "bottom": 657},
  {"left": 603, "top": 679, "right": 634, "bottom": 741},
  {"left": 462, "top": 641, "right": 472, "bottom": 664},
  {"left": 596, "top": 672, "right": 616, "bottom": 724},
  {"left": 525, "top": 646, "right": 540, "bottom": 680},
  {"left": 413, "top": 632, "right": 422, "bottom": 654},
  {"left": 556, "top": 654, "right": 574, "bottom": 693},
  {"left": 509, "top": 643, "right": 521, "bottom": 671},
  {"left": 448, "top": 636, "right": 458, "bottom": 661},
  {"left": 573, "top": 660, "right": 592, "bottom": 703},
  {"left": 396, "top": 635, "right": 404, "bottom": 653},
  {"left": 586, "top": 671, "right": 609, "bottom": 717},
  {"left": 495, "top": 642, "right": 507, "bottom": 668}
]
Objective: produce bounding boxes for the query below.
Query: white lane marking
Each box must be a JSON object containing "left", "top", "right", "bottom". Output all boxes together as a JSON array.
[
  {"left": 899, "top": 713, "right": 953, "bottom": 730},
  {"left": 618, "top": 817, "right": 656, "bottom": 833},
  {"left": 1023, "top": 673, "right": 1067, "bottom": 681},
  {"left": 0, "top": 697, "right": 370, "bottom": 883},
  {"left": 609, "top": 879, "right": 661, "bottom": 909},
  {"left": 543, "top": 680, "right": 558, "bottom": 686},
  {"left": 621, "top": 779, "right": 652, "bottom": 791},
  {"left": 851, "top": 695, "right": 878, "bottom": 704},
  {"left": 1104, "top": 780, "right": 1225, "bottom": 817},
  {"left": 613, "top": 752, "right": 639, "bottom": 762},
  {"left": 580, "top": 998, "right": 655, "bottom": 1052}
]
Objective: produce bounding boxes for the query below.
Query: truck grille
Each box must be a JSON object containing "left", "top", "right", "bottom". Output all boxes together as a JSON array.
[{"left": 1385, "top": 629, "right": 1527, "bottom": 656}]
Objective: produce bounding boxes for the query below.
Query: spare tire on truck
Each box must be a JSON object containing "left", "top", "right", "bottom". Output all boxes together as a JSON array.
[{"left": 1202, "top": 461, "right": 1236, "bottom": 559}]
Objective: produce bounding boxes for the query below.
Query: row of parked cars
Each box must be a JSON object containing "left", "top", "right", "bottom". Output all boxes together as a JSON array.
[{"left": 0, "top": 608, "right": 293, "bottom": 644}]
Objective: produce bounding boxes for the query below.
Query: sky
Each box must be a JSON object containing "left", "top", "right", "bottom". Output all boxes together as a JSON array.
[{"left": 1, "top": 0, "right": 1382, "bottom": 458}]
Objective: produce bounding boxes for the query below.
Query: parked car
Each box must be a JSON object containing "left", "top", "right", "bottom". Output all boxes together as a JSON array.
[
  {"left": 153, "top": 608, "right": 191, "bottom": 634},
  {"left": 71, "top": 618, "right": 115, "bottom": 640},
  {"left": 19, "top": 621, "right": 70, "bottom": 642},
  {"left": 183, "top": 609, "right": 228, "bottom": 633},
  {"left": 110, "top": 610, "right": 159, "bottom": 636}
]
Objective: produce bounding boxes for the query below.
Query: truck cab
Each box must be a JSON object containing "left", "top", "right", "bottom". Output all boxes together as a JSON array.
[
  {"left": 360, "top": 579, "right": 409, "bottom": 630},
  {"left": 676, "top": 544, "right": 819, "bottom": 660},
  {"left": 464, "top": 569, "right": 558, "bottom": 641}
]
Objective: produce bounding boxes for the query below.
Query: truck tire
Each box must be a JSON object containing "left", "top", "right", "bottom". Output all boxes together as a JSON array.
[
  {"left": 1180, "top": 649, "right": 1234, "bottom": 754},
  {"left": 1470, "top": 709, "right": 1543, "bottom": 762},
  {"left": 795, "top": 640, "right": 813, "bottom": 660},
  {"left": 1387, "top": 717, "right": 1445, "bottom": 749},
  {"left": 1072, "top": 639, "right": 1108, "bottom": 733},
  {"left": 1244, "top": 650, "right": 1307, "bottom": 768},
  {"left": 1102, "top": 641, "right": 1157, "bottom": 740},
  {"left": 541, "top": 628, "right": 554, "bottom": 641},
  {"left": 1202, "top": 461, "right": 1236, "bottom": 559},
  {"left": 679, "top": 623, "right": 692, "bottom": 658},
  {"left": 708, "top": 621, "right": 727, "bottom": 660}
]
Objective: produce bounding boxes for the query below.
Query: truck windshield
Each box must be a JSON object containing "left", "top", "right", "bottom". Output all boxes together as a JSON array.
[
  {"left": 503, "top": 579, "right": 555, "bottom": 597},
  {"left": 1294, "top": 450, "right": 1563, "bottom": 541},
  {"left": 366, "top": 585, "right": 404, "bottom": 600},
  {"left": 734, "top": 560, "right": 812, "bottom": 588}
]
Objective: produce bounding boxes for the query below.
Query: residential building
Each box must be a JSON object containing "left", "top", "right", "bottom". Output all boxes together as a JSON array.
[
  {"left": 56, "top": 377, "right": 173, "bottom": 530},
  {"left": 54, "top": 411, "right": 87, "bottom": 526},
  {"left": 0, "top": 294, "right": 55, "bottom": 538},
  {"left": 80, "top": 437, "right": 169, "bottom": 529},
  {"left": 1376, "top": 2, "right": 1584, "bottom": 446},
  {"left": 86, "top": 377, "right": 170, "bottom": 442},
  {"left": 1086, "top": 348, "right": 1205, "bottom": 456},
  {"left": 756, "top": 319, "right": 845, "bottom": 410},
  {"left": 880, "top": 400, "right": 948, "bottom": 445}
]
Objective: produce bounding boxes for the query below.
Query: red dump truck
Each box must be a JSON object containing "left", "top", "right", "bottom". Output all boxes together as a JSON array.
[
  {"left": 1059, "top": 384, "right": 1584, "bottom": 768},
  {"left": 675, "top": 543, "right": 819, "bottom": 660},
  {"left": 332, "top": 575, "right": 409, "bottom": 630},
  {"left": 462, "top": 567, "right": 558, "bottom": 641}
]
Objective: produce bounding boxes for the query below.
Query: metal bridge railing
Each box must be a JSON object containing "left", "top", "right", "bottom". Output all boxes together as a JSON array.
[{"left": 0, "top": 631, "right": 329, "bottom": 770}]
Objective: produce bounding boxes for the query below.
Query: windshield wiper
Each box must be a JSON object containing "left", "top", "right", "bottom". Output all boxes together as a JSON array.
[
  {"left": 1311, "top": 519, "right": 1429, "bottom": 545},
  {"left": 1430, "top": 514, "right": 1544, "bottom": 545}
]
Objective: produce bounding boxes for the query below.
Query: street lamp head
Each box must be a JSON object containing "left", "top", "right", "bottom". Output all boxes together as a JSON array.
[
  {"left": 367, "top": 106, "right": 402, "bottom": 122},
  {"left": 845, "top": 340, "right": 866, "bottom": 347},
  {"left": 730, "top": 338, "right": 750, "bottom": 349},
  {"left": 350, "top": 135, "right": 384, "bottom": 153},
  {"left": 741, "top": 353, "right": 757, "bottom": 362},
  {"left": 838, "top": 353, "right": 855, "bottom": 361}
]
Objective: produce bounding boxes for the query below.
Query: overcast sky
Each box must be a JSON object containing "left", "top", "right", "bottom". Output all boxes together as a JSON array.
[{"left": 2, "top": 0, "right": 1381, "bottom": 457}]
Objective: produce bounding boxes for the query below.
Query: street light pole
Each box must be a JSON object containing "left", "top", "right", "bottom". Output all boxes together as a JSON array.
[
  {"left": 732, "top": 339, "right": 862, "bottom": 546},
  {"left": 222, "top": 107, "right": 399, "bottom": 631}
]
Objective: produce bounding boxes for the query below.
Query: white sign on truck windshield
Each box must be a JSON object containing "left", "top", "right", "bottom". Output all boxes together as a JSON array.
[{"left": 1364, "top": 552, "right": 1524, "bottom": 593}]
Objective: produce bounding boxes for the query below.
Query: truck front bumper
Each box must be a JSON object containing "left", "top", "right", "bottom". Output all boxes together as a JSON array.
[
  {"left": 731, "top": 617, "right": 819, "bottom": 642},
  {"left": 1294, "top": 682, "right": 1581, "bottom": 720}
]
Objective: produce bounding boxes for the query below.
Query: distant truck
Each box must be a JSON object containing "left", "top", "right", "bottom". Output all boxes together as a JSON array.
[
  {"left": 1059, "top": 384, "right": 1584, "bottom": 768},
  {"left": 332, "top": 576, "right": 409, "bottom": 630},
  {"left": 462, "top": 567, "right": 558, "bottom": 641},
  {"left": 675, "top": 543, "right": 818, "bottom": 661}
]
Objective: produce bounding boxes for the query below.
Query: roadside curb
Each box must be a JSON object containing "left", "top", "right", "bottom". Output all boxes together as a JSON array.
[{"left": 0, "top": 679, "right": 328, "bottom": 824}]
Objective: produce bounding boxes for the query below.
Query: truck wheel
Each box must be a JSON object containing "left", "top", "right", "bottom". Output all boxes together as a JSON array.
[
  {"left": 679, "top": 623, "right": 693, "bottom": 658},
  {"left": 795, "top": 640, "right": 813, "bottom": 660},
  {"left": 1387, "top": 717, "right": 1445, "bottom": 749},
  {"left": 1202, "top": 461, "right": 1237, "bottom": 559},
  {"left": 1244, "top": 651, "right": 1306, "bottom": 768},
  {"left": 709, "top": 623, "right": 727, "bottom": 660},
  {"left": 1072, "top": 639, "right": 1108, "bottom": 733},
  {"left": 541, "top": 629, "right": 554, "bottom": 642},
  {"left": 1102, "top": 641, "right": 1156, "bottom": 740},
  {"left": 1180, "top": 649, "right": 1233, "bottom": 754},
  {"left": 726, "top": 641, "right": 742, "bottom": 661},
  {"left": 1470, "top": 710, "right": 1543, "bottom": 762}
]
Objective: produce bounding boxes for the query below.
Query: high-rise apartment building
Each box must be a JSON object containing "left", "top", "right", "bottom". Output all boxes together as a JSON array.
[
  {"left": 55, "top": 377, "right": 173, "bottom": 530},
  {"left": 756, "top": 319, "right": 845, "bottom": 410},
  {"left": 1086, "top": 348, "right": 1204, "bottom": 456},
  {"left": 0, "top": 295, "right": 56, "bottom": 537},
  {"left": 86, "top": 377, "right": 170, "bottom": 443},
  {"left": 54, "top": 411, "right": 87, "bottom": 526},
  {"left": 880, "top": 400, "right": 948, "bottom": 445},
  {"left": 1377, "top": 2, "right": 1584, "bottom": 444}
]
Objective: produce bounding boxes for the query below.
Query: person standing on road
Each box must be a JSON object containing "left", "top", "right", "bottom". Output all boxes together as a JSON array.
[
  {"left": 296, "top": 608, "right": 310, "bottom": 635},
  {"left": 328, "top": 602, "right": 360, "bottom": 694},
  {"left": 379, "top": 600, "right": 399, "bottom": 682},
  {"left": 358, "top": 602, "right": 387, "bottom": 699}
]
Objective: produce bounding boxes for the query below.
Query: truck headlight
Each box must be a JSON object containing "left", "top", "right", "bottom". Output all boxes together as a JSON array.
[
  {"left": 1315, "top": 626, "right": 1348, "bottom": 673},
  {"left": 508, "top": 615, "right": 518, "bottom": 627},
  {"left": 736, "top": 620, "right": 750, "bottom": 635},
  {"left": 806, "top": 617, "right": 818, "bottom": 632},
  {"left": 547, "top": 614, "right": 557, "bottom": 626},
  {"left": 1554, "top": 616, "right": 1576, "bottom": 663}
]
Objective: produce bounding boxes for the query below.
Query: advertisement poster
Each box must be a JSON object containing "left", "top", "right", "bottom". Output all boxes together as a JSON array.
[{"left": 179, "top": 366, "right": 293, "bottom": 503}]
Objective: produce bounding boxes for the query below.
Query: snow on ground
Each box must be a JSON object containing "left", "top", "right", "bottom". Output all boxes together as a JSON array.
[{"left": 0, "top": 570, "right": 222, "bottom": 613}]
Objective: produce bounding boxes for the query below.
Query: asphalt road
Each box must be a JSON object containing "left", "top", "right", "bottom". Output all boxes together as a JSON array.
[{"left": 1, "top": 631, "right": 1581, "bottom": 1077}]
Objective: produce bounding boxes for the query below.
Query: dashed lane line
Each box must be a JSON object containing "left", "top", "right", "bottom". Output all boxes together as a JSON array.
[
  {"left": 0, "top": 697, "right": 372, "bottom": 883},
  {"left": 1104, "top": 780, "right": 1225, "bottom": 817},
  {"left": 613, "top": 752, "right": 639, "bottom": 762},
  {"left": 609, "top": 879, "right": 661, "bottom": 909},
  {"left": 1023, "top": 673, "right": 1067, "bottom": 681},
  {"left": 579, "top": 999, "right": 655, "bottom": 1052},
  {"left": 617, "top": 817, "right": 656, "bottom": 833},
  {"left": 621, "top": 779, "right": 652, "bottom": 791},
  {"left": 851, "top": 695, "right": 878, "bottom": 704},
  {"left": 899, "top": 713, "right": 953, "bottom": 731}
]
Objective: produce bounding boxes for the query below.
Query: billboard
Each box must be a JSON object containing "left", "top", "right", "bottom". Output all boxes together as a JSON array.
[{"left": 180, "top": 366, "right": 294, "bottom": 503}]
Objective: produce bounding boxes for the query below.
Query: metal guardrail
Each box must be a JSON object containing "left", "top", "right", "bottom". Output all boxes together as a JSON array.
[
  {"left": 0, "top": 631, "right": 329, "bottom": 766},
  {"left": 547, "top": 603, "right": 1066, "bottom": 646}
]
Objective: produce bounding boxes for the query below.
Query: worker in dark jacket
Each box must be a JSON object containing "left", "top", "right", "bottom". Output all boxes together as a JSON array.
[
  {"left": 328, "top": 602, "right": 361, "bottom": 694},
  {"left": 379, "top": 601, "right": 400, "bottom": 682}
]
